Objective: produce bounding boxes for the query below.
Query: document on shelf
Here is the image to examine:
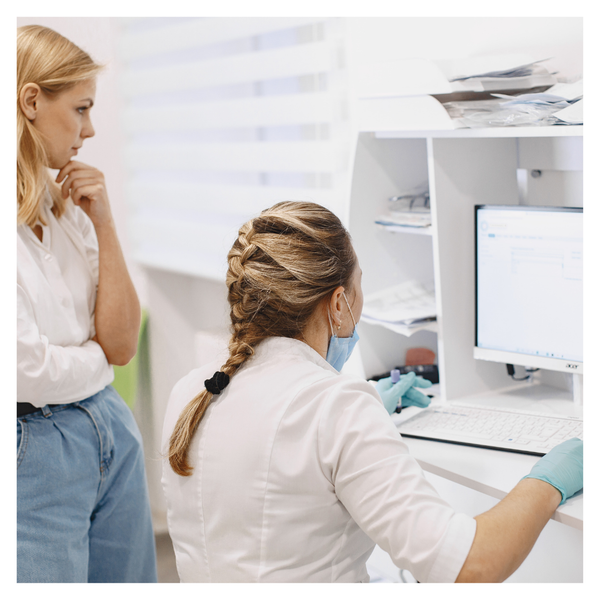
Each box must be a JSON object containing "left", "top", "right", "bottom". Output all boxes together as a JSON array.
[
  {"left": 375, "top": 213, "right": 431, "bottom": 229},
  {"left": 361, "top": 280, "right": 437, "bottom": 337},
  {"left": 377, "top": 189, "right": 432, "bottom": 229},
  {"left": 361, "top": 316, "right": 437, "bottom": 337},
  {"left": 491, "top": 79, "right": 583, "bottom": 108},
  {"left": 546, "top": 79, "right": 583, "bottom": 101},
  {"left": 553, "top": 99, "right": 583, "bottom": 125},
  {"left": 434, "top": 55, "right": 547, "bottom": 80},
  {"left": 434, "top": 55, "right": 557, "bottom": 93}
]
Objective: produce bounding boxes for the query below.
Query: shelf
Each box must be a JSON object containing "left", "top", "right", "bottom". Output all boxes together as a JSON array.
[
  {"left": 376, "top": 223, "right": 432, "bottom": 236},
  {"left": 361, "top": 316, "right": 438, "bottom": 338},
  {"left": 375, "top": 125, "right": 583, "bottom": 139}
]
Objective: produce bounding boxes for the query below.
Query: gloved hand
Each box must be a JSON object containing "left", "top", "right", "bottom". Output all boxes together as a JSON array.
[
  {"left": 376, "top": 371, "right": 433, "bottom": 415},
  {"left": 522, "top": 437, "right": 583, "bottom": 505}
]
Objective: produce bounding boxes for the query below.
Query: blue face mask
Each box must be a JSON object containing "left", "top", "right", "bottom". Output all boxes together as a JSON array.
[{"left": 326, "top": 292, "right": 360, "bottom": 371}]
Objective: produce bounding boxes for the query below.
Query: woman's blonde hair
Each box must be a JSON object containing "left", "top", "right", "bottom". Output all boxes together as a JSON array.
[
  {"left": 168, "top": 201, "right": 357, "bottom": 476},
  {"left": 17, "top": 25, "right": 103, "bottom": 227}
]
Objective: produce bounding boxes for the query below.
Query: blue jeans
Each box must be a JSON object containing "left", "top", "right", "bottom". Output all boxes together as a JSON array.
[{"left": 17, "top": 385, "right": 158, "bottom": 582}]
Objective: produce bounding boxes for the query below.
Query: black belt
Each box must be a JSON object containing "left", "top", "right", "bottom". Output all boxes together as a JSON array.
[{"left": 17, "top": 402, "right": 60, "bottom": 418}]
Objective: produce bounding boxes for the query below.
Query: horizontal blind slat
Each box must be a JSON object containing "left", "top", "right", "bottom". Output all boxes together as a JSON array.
[
  {"left": 119, "top": 17, "right": 326, "bottom": 61},
  {"left": 127, "top": 182, "right": 339, "bottom": 213},
  {"left": 123, "top": 92, "right": 336, "bottom": 133},
  {"left": 133, "top": 247, "right": 227, "bottom": 282},
  {"left": 124, "top": 141, "right": 345, "bottom": 172},
  {"left": 120, "top": 41, "right": 334, "bottom": 97}
]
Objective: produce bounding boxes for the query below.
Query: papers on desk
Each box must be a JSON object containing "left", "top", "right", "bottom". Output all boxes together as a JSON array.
[{"left": 361, "top": 280, "right": 437, "bottom": 337}]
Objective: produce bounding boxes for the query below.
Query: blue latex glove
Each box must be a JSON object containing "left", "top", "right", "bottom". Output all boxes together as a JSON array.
[
  {"left": 522, "top": 437, "right": 583, "bottom": 505},
  {"left": 376, "top": 371, "right": 433, "bottom": 415}
]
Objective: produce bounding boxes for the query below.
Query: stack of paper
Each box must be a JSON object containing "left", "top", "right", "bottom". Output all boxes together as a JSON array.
[
  {"left": 443, "top": 78, "right": 583, "bottom": 128},
  {"left": 375, "top": 188, "right": 432, "bottom": 230},
  {"left": 553, "top": 100, "right": 583, "bottom": 125},
  {"left": 537, "top": 81, "right": 584, "bottom": 125},
  {"left": 361, "top": 280, "right": 437, "bottom": 337},
  {"left": 436, "top": 56, "right": 557, "bottom": 93},
  {"left": 375, "top": 212, "right": 431, "bottom": 229}
]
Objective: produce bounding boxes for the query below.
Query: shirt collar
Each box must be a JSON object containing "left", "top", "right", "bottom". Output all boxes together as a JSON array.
[{"left": 252, "top": 336, "right": 338, "bottom": 375}]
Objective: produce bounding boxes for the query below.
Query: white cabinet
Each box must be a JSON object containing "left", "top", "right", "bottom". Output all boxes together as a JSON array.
[{"left": 348, "top": 127, "right": 583, "bottom": 399}]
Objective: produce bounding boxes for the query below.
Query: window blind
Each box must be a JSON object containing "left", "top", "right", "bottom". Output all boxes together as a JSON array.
[{"left": 116, "top": 17, "right": 351, "bottom": 281}]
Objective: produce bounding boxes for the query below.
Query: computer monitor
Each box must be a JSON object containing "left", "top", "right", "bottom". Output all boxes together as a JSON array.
[{"left": 474, "top": 205, "right": 583, "bottom": 375}]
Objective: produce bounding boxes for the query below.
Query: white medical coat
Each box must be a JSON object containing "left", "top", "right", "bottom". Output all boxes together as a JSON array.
[{"left": 161, "top": 336, "right": 476, "bottom": 583}]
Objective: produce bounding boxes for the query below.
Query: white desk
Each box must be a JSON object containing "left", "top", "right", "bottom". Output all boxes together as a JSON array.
[
  {"left": 392, "top": 390, "right": 583, "bottom": 532},
  {"left": 401, "top": 435, "right": 583, "bottom": 531}
]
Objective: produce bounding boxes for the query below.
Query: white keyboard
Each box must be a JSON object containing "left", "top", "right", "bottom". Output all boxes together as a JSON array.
[{"left": 396, "top": 403, "right": 583, "bottom": 455}]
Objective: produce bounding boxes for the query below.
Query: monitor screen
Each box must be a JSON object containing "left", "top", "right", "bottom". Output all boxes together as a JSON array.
[{"left": 474, "top": 205, "right": 583, "bottom": 374}]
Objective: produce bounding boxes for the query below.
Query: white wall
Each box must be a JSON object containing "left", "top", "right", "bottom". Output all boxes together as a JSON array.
[{"left": 346, "top": 17, "right": 582, "bottom": 82}]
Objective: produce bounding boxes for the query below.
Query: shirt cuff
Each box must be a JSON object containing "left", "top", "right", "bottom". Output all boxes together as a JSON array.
[{"left": 426, "top": 512, "right": 477, "bottom": 583}]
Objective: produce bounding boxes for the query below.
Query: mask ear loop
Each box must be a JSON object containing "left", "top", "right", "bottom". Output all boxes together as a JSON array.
[
  {"left": 328, "top": 291, "right": 354, "bottom": 338},
  {"left": 327, "top": 311, "right": 335, "bottom": 337},
  {"left": 342, "top": 292, "right": 357, "bottom": 330}
]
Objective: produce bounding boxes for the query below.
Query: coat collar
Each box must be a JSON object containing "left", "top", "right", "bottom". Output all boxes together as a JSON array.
[{"left": 252, "top": 336, "right": 339, "bottom": 375}]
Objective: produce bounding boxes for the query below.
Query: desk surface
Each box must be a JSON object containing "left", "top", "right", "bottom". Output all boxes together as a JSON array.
[{"left": 394, "top": 398, "right": 583, "bottom": 531}]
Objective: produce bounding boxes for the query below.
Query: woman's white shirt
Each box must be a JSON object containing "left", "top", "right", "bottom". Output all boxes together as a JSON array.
[
  {"left": 162, "top": 337, "right": 476, "bottom": 583},
  {"left": 17, "top": 194, "right": 113, "bottom": 406}
]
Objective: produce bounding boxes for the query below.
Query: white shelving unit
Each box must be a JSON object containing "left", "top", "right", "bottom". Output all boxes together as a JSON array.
[{"left": 349, "top": 125, "right": 583, "bottom": 402}]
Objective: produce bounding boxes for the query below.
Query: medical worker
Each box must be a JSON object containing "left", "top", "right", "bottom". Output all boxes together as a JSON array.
[
  {"left": 162, "top": 201, "right": 583, "bottom": 583},
  {"left": 17, "top": 25, "right": 157, "bottom": 582}
]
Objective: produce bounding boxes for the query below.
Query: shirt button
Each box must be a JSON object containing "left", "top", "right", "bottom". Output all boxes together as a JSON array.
[{"left": 44, "top": 254, "right": 52, "bottom": 261}]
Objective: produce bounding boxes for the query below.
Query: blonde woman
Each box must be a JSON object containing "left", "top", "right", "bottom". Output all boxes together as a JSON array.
[
  {"left": 17, "top": 25, "right": 157, "bottom": 582},
  {"left": 162, "top": 201, "right": 583, "bottom": 583}
]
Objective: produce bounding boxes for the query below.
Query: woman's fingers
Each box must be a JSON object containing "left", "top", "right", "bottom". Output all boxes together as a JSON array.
[
  {"left": 55, "top": 160, "right": 92, "bottom": 183},
  {"left": 68, "top": 178, "right": 100, "bottom": 200},
  {"left": 61, "top": 171, "right": 101, "bottom": 198},
  {"left": 71, "top": 183, "right": 104, "bottom": 204},
  {"left": 59, "top": 165, "right": 105, "bottom": 199},
  {"left": 57, "top": 161, "right": 113, "bottom": 226},
  {"left": 412, "top": 376, "right": 433, "bottom": 388},
  {"left": 62, "top": 173, "right": 104, "bottom": 198},
  {"left": 402, "top": 387, "right": 431, "bottom": 408},
  {"left": 56, "top": 161, "right": 104, "bottom": 187}
]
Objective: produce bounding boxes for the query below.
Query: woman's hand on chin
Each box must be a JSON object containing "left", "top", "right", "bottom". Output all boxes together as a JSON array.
[{"left": 56, "top": 160, "right": 113, "bottom": 228}]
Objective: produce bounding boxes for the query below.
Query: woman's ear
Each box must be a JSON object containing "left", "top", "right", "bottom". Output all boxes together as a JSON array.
[
  {"left": 328, "top": 286, "right": 345, "bottom": 329},
  {"left": 19, "top": 83, "right": 42, "bottom": 121}
]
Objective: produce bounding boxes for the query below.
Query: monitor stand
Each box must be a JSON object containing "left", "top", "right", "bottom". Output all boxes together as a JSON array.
[{"left": 572, "top": 373, "right": 583, "bottom": 406}]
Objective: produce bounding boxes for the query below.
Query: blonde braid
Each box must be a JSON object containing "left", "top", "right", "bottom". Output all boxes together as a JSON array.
[{"left": 169, "top": 220, "right": 268, "bottom": 476}]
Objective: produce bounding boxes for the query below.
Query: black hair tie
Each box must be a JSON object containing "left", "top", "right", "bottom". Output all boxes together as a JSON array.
[{"left": 205, "top": 371, "right": 230, "bottom": 395}]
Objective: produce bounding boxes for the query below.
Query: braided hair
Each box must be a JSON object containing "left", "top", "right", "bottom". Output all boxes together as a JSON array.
[{"left": 167, "top": 201, "right": 356, "bottom": 476}]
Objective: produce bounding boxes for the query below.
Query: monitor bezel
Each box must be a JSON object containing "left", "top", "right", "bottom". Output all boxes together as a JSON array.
[{"left": 473, "top": 204, "right": 583, "bottom": 375}]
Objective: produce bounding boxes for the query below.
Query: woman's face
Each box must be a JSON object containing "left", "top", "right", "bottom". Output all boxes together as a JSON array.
[{"left": 29, "top": 79, "right": 96, "bottom": 170}]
